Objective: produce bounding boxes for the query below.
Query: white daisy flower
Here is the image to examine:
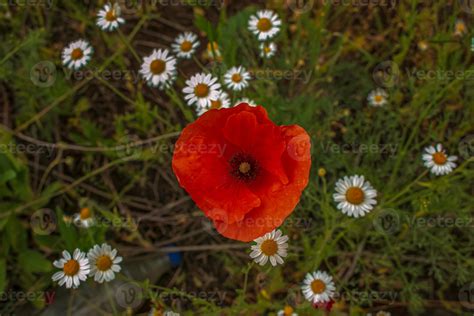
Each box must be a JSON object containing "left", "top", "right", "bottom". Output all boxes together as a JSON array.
[
  {"left": 333, "top": 175, "right": 377, "bottom": 218},
  {"left": 87, "top": 243, "right": 122, "bottom": 283},
  {"left": 62, "top": 40, "right": 93, "bottom": 70},
  {"left": 139, "top": 49, "right": 177, "bottom": 90},
  {"left": 367, "top": 89, "right": 388, "bottom": 107},
  {"left": 73, "top": 207, "right": 95, "bottom": 228},
  {"left": 96, "top": 2, "right": 125, "bottom": 32},
  {"left": 248, "top": 10, "right": 282, "bottom": 41},
  {"left": 454, "top": 19, "right": 467, "bottom": 36},
  {"left": 183, "top": 73, "right": 222, "bottom": 108},
  {"left": 52, "top": 249, "right": 90, "bottom": 289},
  {"left": 260, "top": 42, "right": 277, "bottom": 58},
  {"left": 196, "top": 91, "right": 230, "bottom": 116},
  {"left": 277, "top": 306, "right": 298, "bottom": 316},
  {"left": 250, "top": 229, "right": 288, "bottom": 266},
  {"left": 236, "top": 98, "right": 257, "bottom": 107},
  {"left": 422, "top": 144, "right": 457, "bottom": 176},
  {"left": 172, "top": 32, "right": 200, "bottom": 59},
  {"left": 301, "top": 270, "right": 336, "bottom": 304},
  {"left": 224, "top": 66, "right": 251, "bottom": 91},
  {"left": 148, "top": 308, "right": 180, "bottom": 316}
]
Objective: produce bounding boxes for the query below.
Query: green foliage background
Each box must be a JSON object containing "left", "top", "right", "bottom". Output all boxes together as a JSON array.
[{"left": 0, "top": 0, "right": 473, "bottom": 315}]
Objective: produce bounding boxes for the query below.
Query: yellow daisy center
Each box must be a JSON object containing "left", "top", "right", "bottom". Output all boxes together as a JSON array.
[
  {"left": 80, "top": 207, "right": 91, "bottom": 220},
  {"left": 433, "top": 152, "right": 447, "bottom": 165},
  {"left": 180, "top": 40, "right": 193, "bottom": 52},
  {"left": 194, "top": 83, "right": 209, "bottom": 98},
  {"left": 310, "top": 279, "right": 326, "bottom": 294},
  {"left": 346, "top": 187, "right": 365, "bottom": 205},
  {"left": 456, "top": 23, "right": 465, "bottom": 33},
  {"left": 150, "top": 59, "right": 166, "bottom": 75},
  {"left": 71, "top": 48, "right": 83, "bottom": 61},
  {"left": 63, "top": 259, "right": 80, "bottom": 276},
  {"left": 263, "top": 46, "right": 271, "bottom": 54},
  {"left": 105, "top": 10, "right": 116, "bottom": 22},
  {"left": 96, "top": 255, "right": 113, "bottom": 271},
  {"left": 260, "top": 239, "right": 278, "bottom": 256},
  {"left": 283, "top": 306, "right": 294, "bottom": 316},
  {"left": 231, "top": 73, "right": 242, "bottom": 83},
  {"left": 374, "top": 95, "right": 383, "bottom": 103},
  {"left": 257, "top": 18, "right": 272, "bottom": 32},
  {"left": 210, "top": 99, "right": 222, "bottom": 109}
]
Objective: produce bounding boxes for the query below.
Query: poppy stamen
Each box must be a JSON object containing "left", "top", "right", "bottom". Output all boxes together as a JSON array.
[{"left": 229, "top": 153, "right": 258, "bottom": 182}]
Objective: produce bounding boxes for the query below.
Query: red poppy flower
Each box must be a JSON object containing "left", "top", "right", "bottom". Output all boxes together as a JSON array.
[
  {"left": 313, "top": 299, "right": 334, "bottom": 311},
  {"left": 172, "top": 103, "right": 311, "bottom": 241}
]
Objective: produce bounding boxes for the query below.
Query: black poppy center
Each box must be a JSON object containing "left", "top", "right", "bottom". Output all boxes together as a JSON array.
[{"left": 229, "top": 153, "right": 259, "bottom": 182}]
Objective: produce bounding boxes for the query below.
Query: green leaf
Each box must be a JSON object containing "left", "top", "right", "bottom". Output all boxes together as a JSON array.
[
  {"left": 0, "top": 258, "right": 6, "bottom": 293},
  {"left": 56, "top": 208, "right": 78, "bottom": 250},
  {"left": 18, "top": 250, "right": 52, "bottom": 274},
  {"left": 194, "top": 14, "right": 215, "bottom": 41},
  {"left": 0, "top": 170, "right": 16, "bottom": 184},
  {"left": 5, "top": 215, "right": 27, "bottom": 251}
]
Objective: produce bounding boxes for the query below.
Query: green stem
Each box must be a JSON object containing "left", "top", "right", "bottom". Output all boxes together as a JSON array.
[
  {"left": 105, "top": 282, "right": 119, "bottom": 316},
  {"left": 117, "top": 28, "right": 141, "bottom": 64}
]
